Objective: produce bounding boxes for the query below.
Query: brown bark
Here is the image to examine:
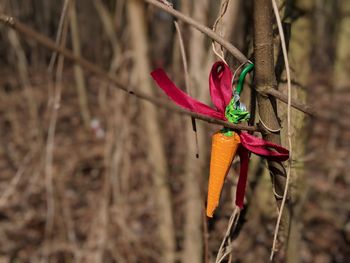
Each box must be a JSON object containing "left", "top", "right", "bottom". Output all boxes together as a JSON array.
[
  {"left": 253, "top": 0, "right": 291, "bottom": 246},
  {"left": 331, "top": 0, "right": 350, "bottom": 183}
]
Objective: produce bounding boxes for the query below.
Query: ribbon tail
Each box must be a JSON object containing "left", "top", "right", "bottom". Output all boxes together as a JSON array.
[
  {"left": 239, "top": 132, "right": 289, "bottom": 162},
  {"left": 151, "top": 69, "right": 225, "bottom": 120},
  {"left": 235, "top": 146, "right": 250, "bottom": 208}
]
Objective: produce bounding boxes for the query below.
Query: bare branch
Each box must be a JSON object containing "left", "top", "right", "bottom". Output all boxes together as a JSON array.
[
  {"left": 0, "top": 13, "right": 315, "bottom": 118},
  {"left": 143, "top": 0, "right": 248, "bottom": 63},
  {"left": 266, "top": 88, "right": 316, "bottom": 116}
]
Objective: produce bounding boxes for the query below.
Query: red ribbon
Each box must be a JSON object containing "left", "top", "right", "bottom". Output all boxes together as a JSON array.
[{"left": 151, "top": 61, "right": 289, "bottom": 208}]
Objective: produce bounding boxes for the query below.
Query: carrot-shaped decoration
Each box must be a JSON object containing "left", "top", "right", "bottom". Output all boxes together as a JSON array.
[
  {"left": 151, "top": 61, "right": 289, "bottom": 217},
  {"left": 207, "top": 63, "right": 252, "bottom": 217},
  {"left": 207, "top": 131, "right": 240, "bottom": 217}
]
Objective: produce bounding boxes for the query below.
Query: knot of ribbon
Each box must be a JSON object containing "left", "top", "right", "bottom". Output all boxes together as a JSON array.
[{"left": 151, "top": 61, "right": 289, "bottom": 209}]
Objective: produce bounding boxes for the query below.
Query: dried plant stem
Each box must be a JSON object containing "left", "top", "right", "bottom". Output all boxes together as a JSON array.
[
  {"left": 44, "top": 0, "right": 70, "bottom": 251},
  {"left": 212, "top": 0, "right": 230, "bottom": 63},
  {"left": 270, "top": 0, "right": 292, "bottom": 260},
  {"left": 215, "top": 207, "right": 240, "bottom": 263},
  {"left": 174, "top": 21, "right": 199, "bottom": 157},
  {"left": 7, "top": 29, "right": 40, "bottom": 139},
  {"left": 69, "top": 0, "right": 91, "bottom": 127},
  {"left": 48, "top": 0, "right": 71, "bottom": 71}
]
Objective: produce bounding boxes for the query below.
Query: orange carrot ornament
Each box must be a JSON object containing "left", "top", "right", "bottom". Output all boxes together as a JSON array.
[
  {"left": 207, "top": 131, "right": 240, "bottom": 217},
  {"left": 151, "top": 61, "right": 289, "bottom": 217}
]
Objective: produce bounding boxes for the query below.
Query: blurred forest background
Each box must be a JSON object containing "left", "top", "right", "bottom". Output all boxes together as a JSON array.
[{"left": 0, "top": 0, "right": 349, "bottom": 262}]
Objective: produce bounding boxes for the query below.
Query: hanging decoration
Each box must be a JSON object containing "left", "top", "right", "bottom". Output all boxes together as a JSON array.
[{"left": 151, "top": 61, "right": 289, "bottom": 217}]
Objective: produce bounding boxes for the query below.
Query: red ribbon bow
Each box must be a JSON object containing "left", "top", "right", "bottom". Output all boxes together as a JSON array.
[{"left": 151, "top": 61, "right": 289, "bottom": 208}]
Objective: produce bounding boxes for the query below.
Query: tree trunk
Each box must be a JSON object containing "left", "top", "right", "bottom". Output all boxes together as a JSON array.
[
  {"left": 275, "top": 1, "right": 314, "bottom": 262},
  {"left": 182, "top": 1, "right": 210, "bottom": 262},
  {"left": 334, "top": 1, "right": 350, "bottom": 90},
  {"left": 126, "top": 1, "right": 175, "bottom": 262},
  {"left": 331, "top": 0, "right": 350, "bottom": 177},
  {"left": 253, "top": 0, "right": 291, "bottom": 248}
]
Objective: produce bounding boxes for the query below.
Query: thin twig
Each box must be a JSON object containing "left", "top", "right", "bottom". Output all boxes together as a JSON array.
[
  {"left": 270, "top": 0, "right": 292, "bottom": 260},
  {"left": 0, "top": 14, "right": 257, "bottom": 132},
  {"left": 44, "top": 0, "right": 70, "bottom": 249},
  {"left": 212, "top": 0, "right": 230, "bottom": 63},
  {"left": 7, "top": 29, "right": 40, "bottom": 139},
  {"left": 174, "top": 22, "right": 190, "bottom": 93},
  {"left": 215, "top": 207, "right": 241, "bottom": 263},
  {"left": 48, "top": 0, "right": 71, "bottom": 71},
  {"left": 69, "top": 0, "right": 91, "bottom": 127},
  {"left": 266, "top": 88, "right": 315, "bottom": 116},
  {"left": 174, "top": 21, "right": 200, "bottom": 157}
]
